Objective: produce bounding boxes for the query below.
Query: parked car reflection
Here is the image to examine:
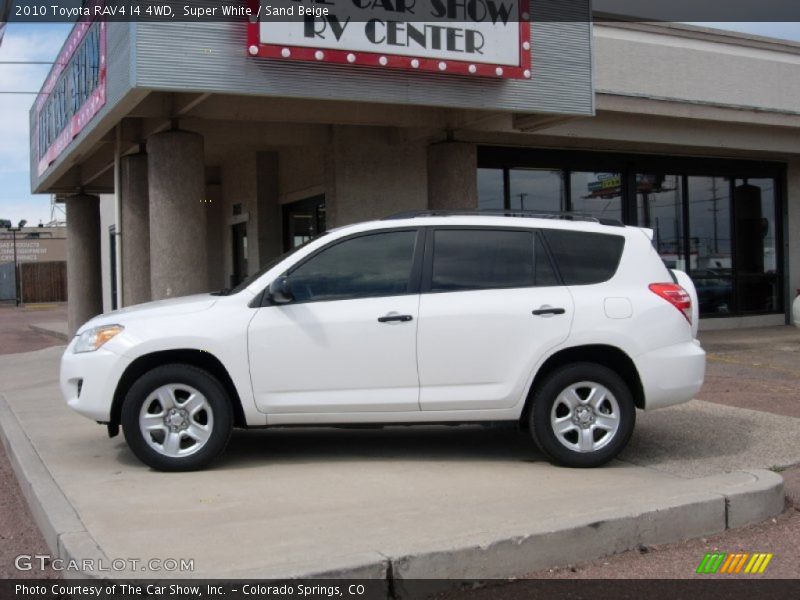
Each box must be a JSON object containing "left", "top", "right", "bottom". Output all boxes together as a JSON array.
[{"left": 691, "top": 269, "right": 734, "bottom": 315}]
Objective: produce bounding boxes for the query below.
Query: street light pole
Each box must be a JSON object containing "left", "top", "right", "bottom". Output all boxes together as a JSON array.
[
  {"left": 9, "top": 228, "right": 20, "bottom": 306},
  {"left": 8, "top": 220, "right": 26, "bottom": 307}
]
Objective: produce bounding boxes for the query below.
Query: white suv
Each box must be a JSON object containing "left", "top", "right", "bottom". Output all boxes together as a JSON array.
[{"left": 60, "top": 212, "right": 705, "bottom": 471}]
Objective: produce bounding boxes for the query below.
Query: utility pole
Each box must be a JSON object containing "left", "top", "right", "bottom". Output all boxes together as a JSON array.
[{"left": 709, "top": 178, "right": 720, "bottom": 254}]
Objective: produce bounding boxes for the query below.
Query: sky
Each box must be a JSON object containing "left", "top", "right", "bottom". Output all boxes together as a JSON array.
[
  {"left": 1, "top": 21, "right": 799, "bottom": 226},
  {"left": 1, "top": 23, "right": 72, "bottom": 226}
]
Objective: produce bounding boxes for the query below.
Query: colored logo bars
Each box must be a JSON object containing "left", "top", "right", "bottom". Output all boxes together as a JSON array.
[{"left": 696, "top": 552, "right": 773, "bottom": 574}]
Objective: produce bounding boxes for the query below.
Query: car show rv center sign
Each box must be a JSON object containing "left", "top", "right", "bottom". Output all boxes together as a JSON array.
[{"left": 247, "top": 0, "right": 532, "bottom": 79}]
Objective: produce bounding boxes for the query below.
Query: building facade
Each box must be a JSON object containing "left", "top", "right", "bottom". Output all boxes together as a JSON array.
[{"left": 28, "top": 8, "right": 800, "bottom": 334}]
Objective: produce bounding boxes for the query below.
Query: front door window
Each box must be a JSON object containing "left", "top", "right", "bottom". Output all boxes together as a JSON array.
[{"left": 288, "top": 230, "right": 417, "bottom": 303}]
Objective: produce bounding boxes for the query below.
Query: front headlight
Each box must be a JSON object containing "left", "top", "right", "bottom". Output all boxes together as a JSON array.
[{"left": 73, "top": 325, "right": 125, "bottom": 353}]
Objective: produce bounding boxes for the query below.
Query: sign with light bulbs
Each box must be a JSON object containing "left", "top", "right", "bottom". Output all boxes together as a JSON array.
[{"left": 247, "top": 0, "right": 531, "bottom": 79}]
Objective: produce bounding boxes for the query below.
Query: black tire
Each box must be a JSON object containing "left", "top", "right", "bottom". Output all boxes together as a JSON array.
[
  {"left": 529, "top": 363, "right": 635, "bottom": 468},
  {"left": 121, "top": 364, "right": 233, "bottom": 471}
]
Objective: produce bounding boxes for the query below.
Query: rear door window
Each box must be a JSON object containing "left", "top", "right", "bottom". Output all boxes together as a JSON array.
[
  {"left": 542, "top": 229, "right": 625, "bottom": 285},
  {"left": 429, "top": 229, "right": 558, "bottom": 292}
]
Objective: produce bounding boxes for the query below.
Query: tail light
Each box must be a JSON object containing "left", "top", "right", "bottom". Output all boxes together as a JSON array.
[{"left": 649, "top": 283, "right": 692, "bottom": 324}]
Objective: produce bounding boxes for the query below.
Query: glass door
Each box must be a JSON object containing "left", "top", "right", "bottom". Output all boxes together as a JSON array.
[
  {"left": 732, "top": 179, "right": 781, "bottom": 313},
  {"left": 282, "top": 195, "right": 326, "bottom": 251},
  {"left": 231, "top": 222, "right": 248, "bottom": 288}
]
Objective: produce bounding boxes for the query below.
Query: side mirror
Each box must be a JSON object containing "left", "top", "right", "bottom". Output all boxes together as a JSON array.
[{"left": 268, "top": 276, "right": 293, "bottom": 305}]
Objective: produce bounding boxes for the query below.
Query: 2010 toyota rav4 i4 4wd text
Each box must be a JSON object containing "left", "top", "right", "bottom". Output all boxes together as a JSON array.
[{"left": 61, "top": 211, "right": 705, "bottom": 471}]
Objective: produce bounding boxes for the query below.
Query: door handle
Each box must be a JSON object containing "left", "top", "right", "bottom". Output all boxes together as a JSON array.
[
  {"left": 532, "top": 307, "right": 566, "bottom": 316},
  {"left": 378, "top": 314, "right": 413, "bottom": 323}
]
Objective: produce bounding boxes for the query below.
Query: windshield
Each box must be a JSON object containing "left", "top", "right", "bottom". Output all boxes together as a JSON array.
[{"left": 222, "top": 234, "right": 328, "bottom": 296}]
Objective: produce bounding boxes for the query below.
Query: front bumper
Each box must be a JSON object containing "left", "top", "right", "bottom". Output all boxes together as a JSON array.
[
  {"left": 60, "top": 337, "right": 133, "bottom": 422},
  {"left": 635, "top": 339, "right": 706, "bottom": 410}
]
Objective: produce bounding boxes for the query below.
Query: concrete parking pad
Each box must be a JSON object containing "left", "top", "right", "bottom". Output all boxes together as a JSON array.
[
  {"left": 625, "top": 400, "right": 800, "bottom": 476},
  {"left": 0, "top": 346, "right": 790, "bottom": 584}
]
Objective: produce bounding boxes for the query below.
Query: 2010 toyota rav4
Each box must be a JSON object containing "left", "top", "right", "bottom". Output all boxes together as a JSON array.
[{"left": 61, "top": 212, "right": 706, "bottom": 471}]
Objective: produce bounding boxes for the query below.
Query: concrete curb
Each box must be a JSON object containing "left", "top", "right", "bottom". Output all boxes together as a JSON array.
[
  {"left": 0, "top": 393, "right": 108, "bottom": 580},
  {"left": 29, "top": 323, "right": 69, "bottom": 342},
  {"left": 0, "top": 389, "right": 786, "bottom": 589},
  {"left": 723, "top": 469, "right": 786, "bottom": 528},
  {"left": 390, "top": 469, "right": 785, "bottom": 596},
  {"left": 392, "top": 492, "right": 727, "bottom": 583}
]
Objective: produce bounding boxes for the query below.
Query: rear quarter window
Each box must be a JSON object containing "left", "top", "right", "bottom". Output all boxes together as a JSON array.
[{"left": 542, "top": 229, "right": 625, "bottom": 285}]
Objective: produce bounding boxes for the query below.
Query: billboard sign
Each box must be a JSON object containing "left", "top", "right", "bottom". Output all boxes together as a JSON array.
[
  {"left": 247, "top": 0, "right": 531, "bottom": 79},
  {"left": 0, "top": 237, "right": 66, "bottom": 264}
]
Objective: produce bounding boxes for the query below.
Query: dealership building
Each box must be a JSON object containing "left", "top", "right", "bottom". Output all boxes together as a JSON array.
[{"left": 28, "top": 3, "right": 800, "bottom": 335}]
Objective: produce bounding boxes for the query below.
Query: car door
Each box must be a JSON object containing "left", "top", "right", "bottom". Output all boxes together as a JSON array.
[
  {"left": 247, "top": 228, "right": 423, "bottom": 414},
  {"left": 417, "top": 227, "right": 574, "bottom": 411}
]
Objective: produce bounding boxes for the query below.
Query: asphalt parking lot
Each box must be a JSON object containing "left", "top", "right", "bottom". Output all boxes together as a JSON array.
[{"left": 0, "top": 304, "right": 798, "bottom": 585}]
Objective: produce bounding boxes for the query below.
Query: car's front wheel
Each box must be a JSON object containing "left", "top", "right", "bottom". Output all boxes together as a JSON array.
[
  {"left": 529, "top": 363, "right": 635, "bottom": 468},
  {"left": 121, "top": 364, "right": 233, "bottom": 471}
]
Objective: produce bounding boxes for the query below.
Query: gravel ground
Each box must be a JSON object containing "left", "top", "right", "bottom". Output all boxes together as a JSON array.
[
  {"left": 0, "top": 304, "right": 65, "bottom": 579},
  {"left": 0, "top": 438, "right": 60, "bottom": 579},
  {"left": 0, "top": 308, "right": 798, "bottom": 583},
  {"left": 0, "top": 304, "right": 67, "bottom": 356},
  {"left": 697, "top": 326, "right": 800, "bottom": 419}
]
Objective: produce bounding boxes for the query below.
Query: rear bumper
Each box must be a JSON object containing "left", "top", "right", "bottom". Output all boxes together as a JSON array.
[{"left": 635, "top": 339, "right": 706, "bottom": 410}]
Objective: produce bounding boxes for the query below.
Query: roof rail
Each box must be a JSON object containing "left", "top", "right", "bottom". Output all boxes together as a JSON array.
[{"left": 381, "top": 209, "right": 625, "bottom": 227}]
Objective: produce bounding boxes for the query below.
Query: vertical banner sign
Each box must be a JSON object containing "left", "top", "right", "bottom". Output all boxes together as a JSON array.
[
  {"left": 247, "top": 0, "right": 532, "bottom": 79},
  {"left": 35, "top": 15, "right": 107, "bottom": 176},
  {"left": 0, "top": 0, "right": 9, "bottom": 48}
]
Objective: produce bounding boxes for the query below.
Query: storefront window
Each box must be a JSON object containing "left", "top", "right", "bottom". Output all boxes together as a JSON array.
[
  {"left": 570, "top": 171, "right": 623, "bottom": 222},
  {"left": 688, "top": 176, "right": 733, "bottom": 315},
  {"left": 477, "top": 168, "right": 504, "bottom": 210},
  {"left": 637, "top": 174, "right": 685, "bottom": 270},
  {"left": 508, "top": 169, "right": 564, "bottom": 212},
  {"left": 476, "top": 148, "right": 783, "bottom": 318}
]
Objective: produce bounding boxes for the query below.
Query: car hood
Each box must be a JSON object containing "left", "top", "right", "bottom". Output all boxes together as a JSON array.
[{"left": 76, "top": 293, "right": 219, "bottom": 333}]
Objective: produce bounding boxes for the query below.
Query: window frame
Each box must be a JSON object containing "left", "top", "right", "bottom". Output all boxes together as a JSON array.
[
  {"left": 420, "top": 225, "right": 563, "bottom": 294},
  {"left": 263, "top": 227, "right": 425, "bottom": 306}
]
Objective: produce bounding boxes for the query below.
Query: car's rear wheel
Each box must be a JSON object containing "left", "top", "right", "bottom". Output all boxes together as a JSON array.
[
  {"left": 121, "top": 364, "right": 233, "bottom": 471},
  {"left": 529, "top": 363, "right": 635, "bottom": 468}
]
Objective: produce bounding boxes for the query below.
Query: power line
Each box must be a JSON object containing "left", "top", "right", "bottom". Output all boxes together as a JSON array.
[{"left": 0, "top": 61, "right": 55, "bottom": 64}]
